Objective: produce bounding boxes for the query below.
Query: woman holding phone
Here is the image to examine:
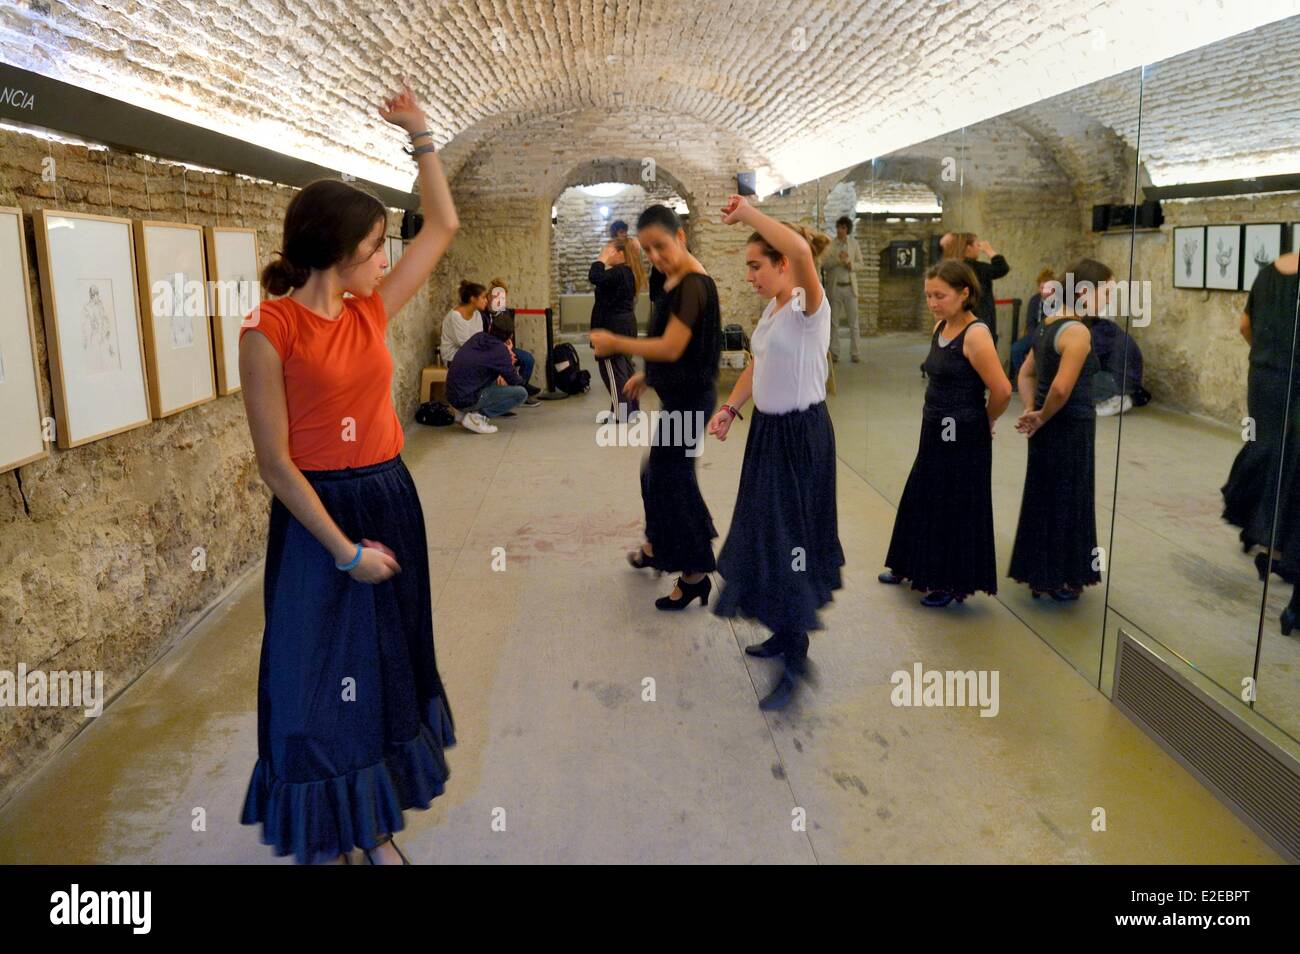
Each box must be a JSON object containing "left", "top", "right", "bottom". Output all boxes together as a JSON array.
[{"left": 238, "top": 84, "right": 459, "bottom": 865}]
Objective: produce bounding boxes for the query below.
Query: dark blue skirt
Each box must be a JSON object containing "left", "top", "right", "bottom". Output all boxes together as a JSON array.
[
  {"left": 240, "top": 455, "right": 455, "bottom": 863},
  {"left": 714, "top": 401, "right": 844, "bottom": 634}
]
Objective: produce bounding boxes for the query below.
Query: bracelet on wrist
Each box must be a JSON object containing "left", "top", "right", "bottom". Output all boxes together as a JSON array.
[
  {"left": 408, "top": 129, "right": 433, "bottom": 141},
  {"left": 335, "top": 543, "right": 363, "bottom": 572},
  {"left": 406, "top": 143, "right": 436, "bottom": 158},
  {"left": 722, "top": 404, "right": 742, "bottom": 420}
]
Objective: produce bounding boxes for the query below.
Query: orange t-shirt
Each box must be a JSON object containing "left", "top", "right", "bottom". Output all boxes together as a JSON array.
[{"left": 239, "top": 291, "right": 404, "bottom": 471}]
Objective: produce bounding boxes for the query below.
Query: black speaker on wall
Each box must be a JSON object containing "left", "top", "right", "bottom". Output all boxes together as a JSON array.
[
  {"left": 1091, "top": 205, "right": 1110, "bottom": 232},
  {"left": 1091, "top": 200, "right": 1164, "bottom": 232},
  {"left": 401, "top": 209, "right": 423, "bottom": 239},
  {"left": 736, "top": 171, "right": 757, "bottom": 196},
  {"left": 1136, "top": 199, "right": 1164, "bottom": 229}
]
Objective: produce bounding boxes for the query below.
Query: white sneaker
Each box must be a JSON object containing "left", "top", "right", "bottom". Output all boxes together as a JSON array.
[
  {"left": 1119, "top": 394, "right": 1133, "bottom": 414},
  {"left": 1096, "top": 396, "right": 1123, "bottom": 417},
  {"left": 461, "top": 411, "right": 498, "bottom": 434}
]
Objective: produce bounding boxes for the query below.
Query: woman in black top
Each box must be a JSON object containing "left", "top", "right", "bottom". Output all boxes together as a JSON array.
[
  {"left": 944, "top": 232, "right": 1010, "bottom": 342},
  {"left": 590, "top": 204, "right": 722, "bottom": 610},
  {"left": 880, "top": 259, "right": 1012, "bottom": 606},
  {"left": 1009, "top": 259, "right": 1105, "bottom": 600},
  {"left": 589, "top": 236, "right": 645, "bottom": 421},
  {"left": 1222, "top": 250, "right": 1300, "bottom": 634}
]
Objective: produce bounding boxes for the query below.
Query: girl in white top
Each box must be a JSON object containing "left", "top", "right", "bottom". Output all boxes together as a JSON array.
[
  {"left": 708, "top": 194, "right": 845, "bottom": 711},
  {"left": 441, "top": 279, "right": 486, "bottom": 363}
]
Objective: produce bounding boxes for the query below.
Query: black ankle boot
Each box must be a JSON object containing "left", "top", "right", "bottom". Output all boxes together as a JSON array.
[
  {"left": 758, "top": 633, "right": 808, "bottom": 710},
  {"left": 1283, "top": 587, "right": 1299, "bottom": 636},
  {"left": 655, "top": 575, "right": 711, "bottom": 610}
]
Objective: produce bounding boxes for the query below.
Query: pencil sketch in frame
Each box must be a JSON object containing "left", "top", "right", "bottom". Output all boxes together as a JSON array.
[
  {"left": 134, "top": 220, "right": 216, "bottom": 417},
  {"left": 1241, "top": 223, "right": 1283, "bottom": 292},
  {"left": 0, "top": 207, "right": 49, "bottom": 472},
  {"left": 204, "top": 226, "right": 260, "bottom": 395},
  {"left": 32, "top": 209, "right": 150, "bottom": 449},
  {"left": 1204, "top": 224, "right": 1242, "bottom": 291},
  {"left": 1172, "top": 225, "right": 1205, "bottom": 289}
]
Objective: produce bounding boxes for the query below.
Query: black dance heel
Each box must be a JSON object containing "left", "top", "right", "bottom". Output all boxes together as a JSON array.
[
  {"left": 655, "top": 575, "right": 711, "bottom": 610},
  {"left": 1283, "top": 590, "right": 1299, "bottom": 636},
  {"left": 878, "top": 571, "right": 905, "bottom": 585},
  {"left": 920, "top": 590, "right": 954, "bottom": 608},
  {"left": 363, "top": 834, "right": 410, "bottom": 865},
  {"left": 627, "top": 546, "right": 662, "bottom": 576},
  {"left": 759, "top": 633, "right": 808, "bottom": 710}
]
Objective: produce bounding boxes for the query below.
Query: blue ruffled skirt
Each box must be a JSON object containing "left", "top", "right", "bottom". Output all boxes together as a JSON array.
[{"left": 240, "top": 455, "right": 455, "bottom": 863}]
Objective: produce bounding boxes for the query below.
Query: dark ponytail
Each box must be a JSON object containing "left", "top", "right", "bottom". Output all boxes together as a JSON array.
[
  {"left": 458, "top": 280, "right": 486, "bottom": 304},
  {"left": 260, "top": 178, "right": 387, "bottom": 296}
]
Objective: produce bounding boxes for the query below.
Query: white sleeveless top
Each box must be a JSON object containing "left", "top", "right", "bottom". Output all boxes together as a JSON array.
[{"left": 750, "top": 290, "right": 832, "bottom": 414}]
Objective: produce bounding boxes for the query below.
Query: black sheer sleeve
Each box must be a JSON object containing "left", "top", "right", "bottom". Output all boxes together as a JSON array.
[{"left": 670, "top": 273, "right": 708, "bottom": 331}]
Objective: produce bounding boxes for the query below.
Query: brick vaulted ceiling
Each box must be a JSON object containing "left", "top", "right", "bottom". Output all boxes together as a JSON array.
[{"left": 1, "top": 1, "right": 1298, "bottom": 194}]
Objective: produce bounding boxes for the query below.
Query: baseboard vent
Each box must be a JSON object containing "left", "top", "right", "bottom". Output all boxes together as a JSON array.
[{"left": 1112, "top": 629, "right": 1300, "bottom": 863}]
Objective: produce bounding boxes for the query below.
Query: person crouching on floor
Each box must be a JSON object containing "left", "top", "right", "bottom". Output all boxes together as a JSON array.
[{"left": 445, "top": 322, "right": 528, "bottom": 434}]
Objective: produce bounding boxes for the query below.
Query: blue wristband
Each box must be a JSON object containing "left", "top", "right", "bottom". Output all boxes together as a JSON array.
[{"left": 335, "top": 543, "right": 363, "bottom": 572}]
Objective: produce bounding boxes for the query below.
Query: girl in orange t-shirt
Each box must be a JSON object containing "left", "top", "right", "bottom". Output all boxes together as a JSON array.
[{"left": 238, "top": 85, "right": 459, "bottom": 866}]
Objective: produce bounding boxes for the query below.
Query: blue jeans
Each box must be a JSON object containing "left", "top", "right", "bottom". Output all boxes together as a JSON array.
[
  {"left": 515, "top": 348, "right": 535, "bottom": 386},
  {"left": 468, "top": 384, "right": 527, "bottom": 418},
  {"left": 1010, "top": 335, "right": 1033, "bottom": 380}
]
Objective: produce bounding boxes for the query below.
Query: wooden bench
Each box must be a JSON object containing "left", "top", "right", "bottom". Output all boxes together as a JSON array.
[{"left": 419, "top": 365, "right": 448, "bottom": 403}]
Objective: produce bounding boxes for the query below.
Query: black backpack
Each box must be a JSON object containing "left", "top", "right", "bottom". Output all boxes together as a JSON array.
[
  {"left": 415, "top": 400, "right": 457, "bottom": 427},
  {"left": 722, "top": 323, "right": 748, "bottom": 351},
  {"left": 551, "top": 343, "right": 591, "bottom": 395}
]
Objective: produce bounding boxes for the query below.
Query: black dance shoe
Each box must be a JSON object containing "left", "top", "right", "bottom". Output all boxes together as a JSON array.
[
  {"left": 878, "top": 571, "right": 905, "bottom": 585},
  {"left": 759, "top": 671, "right": 796, "bottom": 710},
  {"left": 1283, "top": 589, "right": 1300, "bottom": 636},
  {"left": 655, "top": 575, "right": 711, "bottom": 610},
  {"left": 745, "top": 633, "right": 788, "bottom": 658},
  {"left": 363, "top": 835, "right": 410, "bottom": 865},
  {"left": 920, "top": 590, "right": 955, "bottom": 608},
  {"left": 627, "top": 546, "right": 660, "bottom": 575}
]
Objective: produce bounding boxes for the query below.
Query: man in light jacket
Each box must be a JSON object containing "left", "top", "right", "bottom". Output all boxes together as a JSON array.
[{"left": 820, "top": 215, "right": 862, "bottom": 362}]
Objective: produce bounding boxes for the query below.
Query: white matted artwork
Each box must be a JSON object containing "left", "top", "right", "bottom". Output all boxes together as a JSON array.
[
  {"left": 0, "top": 207, "right": 48, "bottom": 472},
  {"left": 1205, "top": 225, "right": 1242, "bottom": 291},
  {"left": 203, "top": 226, "right": 260, "bottom": 395},
  {"left": 33, "top": 210, "right": 150, "bottom": 449},
  {"left": 1241, "top": 223, "right": 1283, "bottom": 292},
  {"left": 133, "top": 220, "right": 216, "bottom": 417},
  {"left": 1172, "top": 226, "right": 1205, "bottom": 289},
  {"left": 387, "top": 235, "right": 404, "bottom": 269},
  {"left": 1291, "top": 223, "right": 1300, "bottom": 254}
]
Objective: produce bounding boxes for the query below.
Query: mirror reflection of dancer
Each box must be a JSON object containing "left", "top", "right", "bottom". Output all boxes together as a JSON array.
[
  {"left": 238, "top": 84, "right": 459, "bottom": 865},
  {"left": 589, "top": 234, "right": 646, "bottom": 421},
  {"left": 879, "top": 260, "right": 1011, "bottom": 606},
  {"left": 1008, "top": 259, "right": 1104, "bottom": 602},
  {"left": 709, "top": 195, "right": 845, "bottom": 710},
  {"left": 590, "top": 204, "right": 722, "bottom": 610},
  {"left": 1223, "top": 248, "right": 1300, "bottom": 635}
]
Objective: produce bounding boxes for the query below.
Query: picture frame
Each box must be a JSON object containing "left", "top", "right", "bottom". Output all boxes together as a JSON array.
[
  {"left": 133, "top": 220, "right": 216, "bottom": 417},
  {"left": 1204, "top": 224, "right": 1242, "bottom": 291},
  {"left": 203, "top": 226, "right": 260, "bottom": 395},
  {"left": 1171, "top": 225, "right": 1205, "bottom": 289},
  {"left": 1241, "top": 223, "right": 1283, "bottom": 292},
  {"left": 1290, "top": 222, "right": 1300, "bottom": 254},
  {"left": 386, "top": 234, "right": 404, "bottom": 268},
  {"left": 32, "top": 209, "right": 151, "bottom": 449},
  {"left": 886, "top": 239, "right": 924, "bottom": 274},
  {"left": 0, "top": 207, "right": 48, "bottom": 472}
]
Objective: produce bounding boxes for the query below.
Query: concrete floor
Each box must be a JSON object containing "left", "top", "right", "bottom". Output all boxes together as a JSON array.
[{"left": 0, "top": 340, "right": 1284, "bottom": 863}]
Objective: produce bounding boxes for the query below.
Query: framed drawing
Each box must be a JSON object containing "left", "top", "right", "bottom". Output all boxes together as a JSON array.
[
  {"left": 1204, "top": 225, "right": 1242, "bottom": 291},
  {"left": 203, "top": 226, "right": 260, "bottom": 395},
  {"left": 133, "top": 220, "right": 216, "bottom": 417},
  {"left": 1290, "top": 222, "right": 1300, "bottom": 254},
  {"left": 0, "top": 207, "right": 48, "bottom": 472},
  {"left": 32, "top": 210, "right": 150, "bottom": 449},
  {"left": 386, "top": 235, "right": 404, "bottom": 268},
  {"left": 1241, "top": 223, "right": 1283, "bottom": 292},
  {"left": 1171, "top": 226, "right": 1205, "bottom": 289}
]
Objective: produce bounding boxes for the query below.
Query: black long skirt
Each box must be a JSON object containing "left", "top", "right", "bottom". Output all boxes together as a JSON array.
[
  {"left": 1008, "top": 413, "right": 1102, "bottom": 591},
  {"left": 1222, "top": 367, "right": 1300, "bottom": 579},
  {"left": 640, "top": 386, "right": 717, "bottom": 574},
  {"left": 240, "top": 455, "right": 455, "bottom": 863},
  {"left": 714, "top": 401, "right": 844, "bottom": 634},
  {"left": 884, "top": 412, "right": 997, "bottom": 597}
]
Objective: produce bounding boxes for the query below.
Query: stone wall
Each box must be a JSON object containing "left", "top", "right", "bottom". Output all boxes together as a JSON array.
[{"left": 0, "top": 127, "right": 442, "bottom": 800}]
